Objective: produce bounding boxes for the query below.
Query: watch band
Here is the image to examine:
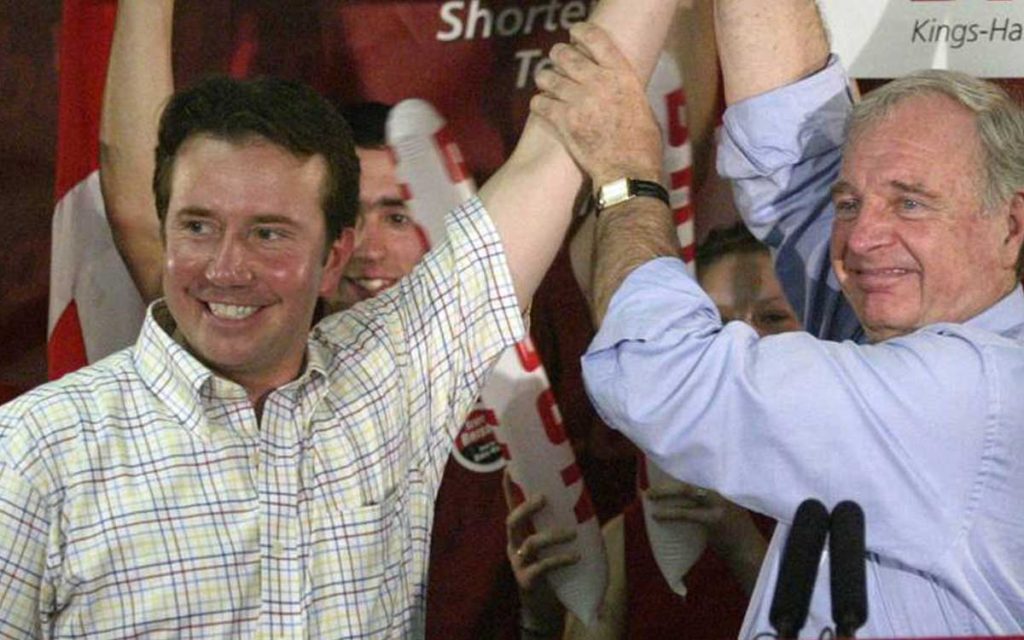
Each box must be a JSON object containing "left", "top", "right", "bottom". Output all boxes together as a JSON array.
[{"left": 594, "top": 177, "right": 670, "bottom": 214}]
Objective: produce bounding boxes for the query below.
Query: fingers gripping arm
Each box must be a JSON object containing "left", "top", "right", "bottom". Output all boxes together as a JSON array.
[{"left": 478, "top": 0, "right": 683, "bottom": 311}]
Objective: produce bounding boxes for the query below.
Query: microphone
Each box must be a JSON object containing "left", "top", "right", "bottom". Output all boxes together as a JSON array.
[
  {"left": 769, "top": 498, "right": 830, "bottom": 639},
  {"left": 830, "top": 501, "right": 867, "bottom": 638}
]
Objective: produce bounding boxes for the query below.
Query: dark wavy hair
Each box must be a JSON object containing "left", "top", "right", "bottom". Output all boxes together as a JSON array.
[
  {"left": 695, "top": 223, "right": 767, "bottom": 276},
  {"left": 153, "top": 75, "right": 360, "bottom": 251}
]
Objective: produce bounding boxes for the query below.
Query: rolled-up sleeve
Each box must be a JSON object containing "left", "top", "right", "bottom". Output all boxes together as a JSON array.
[
  {"left": 582, "top": 257, "right": 999, "bottom": 571},
  {"left": 718, "top": 57, "right": 860, "bottom": 341}
]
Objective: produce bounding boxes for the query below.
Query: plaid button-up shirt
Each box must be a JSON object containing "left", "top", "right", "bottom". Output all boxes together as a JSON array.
[{"left": 0, "top": 199, "right": 522, "bottom": 639}]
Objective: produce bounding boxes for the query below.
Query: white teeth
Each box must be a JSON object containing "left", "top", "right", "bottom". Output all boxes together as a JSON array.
[
  {"left": 358, "top": 278, "right": 389, "bottom": 292},
  {"left": 208, "top": 303, "right": 259, "bottom": 320}
]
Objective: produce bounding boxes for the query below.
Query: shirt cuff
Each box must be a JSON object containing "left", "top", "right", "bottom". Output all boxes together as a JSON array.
[
  {"left": 718, "top": 55, "right": 853, "bottom": 181},
  {"left": 582, "top": 258, "right": 717, "bottom": 427},
  {"left": 588, "top": 258, "right": 710, "bottom": 352}
]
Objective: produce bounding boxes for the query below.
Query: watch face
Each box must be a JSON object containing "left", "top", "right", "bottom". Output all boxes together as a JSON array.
[{"left": 598, "top": 177, "right": 631, "bottom": 211}]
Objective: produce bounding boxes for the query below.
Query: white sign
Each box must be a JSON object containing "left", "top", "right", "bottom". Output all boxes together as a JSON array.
[{"left": 819, "top": 0, "right": 1024, "bottom": 78}]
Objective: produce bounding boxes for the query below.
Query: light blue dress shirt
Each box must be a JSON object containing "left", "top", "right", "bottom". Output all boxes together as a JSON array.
[{"left": 582, "top": 59, "right": 1024, "bottom": 637}]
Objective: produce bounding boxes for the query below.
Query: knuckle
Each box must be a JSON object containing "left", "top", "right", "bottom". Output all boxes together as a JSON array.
[
  {"left": 529, "top": 94, "right": 549, "bottom": 115},
  {"left": 534, "top": 68, "right": 554, "bottom": 89}
]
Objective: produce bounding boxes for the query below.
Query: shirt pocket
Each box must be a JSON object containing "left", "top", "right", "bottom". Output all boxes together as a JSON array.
[{"left": 306, "top": 482, "right": 410, "bottom": 637}]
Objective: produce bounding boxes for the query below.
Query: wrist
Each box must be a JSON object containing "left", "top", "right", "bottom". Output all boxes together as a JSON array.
[
  {"left": 592, "top": 177, "right": 670, "bottom": 215},
  {"left": 590, "top": 166, "right": 661, "bottom": 193}
]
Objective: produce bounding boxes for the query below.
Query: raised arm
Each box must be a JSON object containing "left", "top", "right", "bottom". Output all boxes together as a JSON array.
[
  {"left": 99, "top": 0, "right": 175, "bottom": 303},
  {"left": 715, "top": 0, "right": 829, "bottom": 105},
  {"left": 478, "top": 0, "right": 682, "bottom": 310},
  {"left": 714, "top": 1, "right": 859, "bottom": 338},
  {"left": 525, "top": 20, "right": 677, "bottom": 325}
]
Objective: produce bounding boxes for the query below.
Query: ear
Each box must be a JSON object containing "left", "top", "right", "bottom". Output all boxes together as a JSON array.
[
  {"left": 1001, "top": 191, "right": 1024, "bottom": 270},
  {"left": 318, "top": 227, "right": 355, "bottom": 298}
]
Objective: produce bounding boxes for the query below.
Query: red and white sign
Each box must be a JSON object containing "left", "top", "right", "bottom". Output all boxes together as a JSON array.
[
  {"left": 50, "top": 0, "right": 144, "bottom": 380},
  {"left": 820, "top": 0, "right": 1024, "bottom": 78},
  {"left": 647, "top": 53, "right": 697, "bottom": 268}
]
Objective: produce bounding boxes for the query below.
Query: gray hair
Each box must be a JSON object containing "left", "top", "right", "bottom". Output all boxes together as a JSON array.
[{"left": 848, "top": 69, "right": 1024, "bottom": 213}]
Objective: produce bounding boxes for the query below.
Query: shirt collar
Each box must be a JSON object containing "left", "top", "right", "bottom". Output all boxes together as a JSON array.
[
  {"left": 134, "top": 301, "right": 217, "bottom": 438},
  {"left": 964, "top": 285, "right": 1024, "bottom": 337},
  {"left": 134, "top": 301, "right": 331, "bottom": 438}
]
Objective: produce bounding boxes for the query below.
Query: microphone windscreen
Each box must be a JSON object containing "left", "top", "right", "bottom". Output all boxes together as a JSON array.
[
  {"left": 830, "top": 500, "right": 867, "bottom": 634},
  {"left": 769, "top": 498, "right": 830, "bottom": 638}
]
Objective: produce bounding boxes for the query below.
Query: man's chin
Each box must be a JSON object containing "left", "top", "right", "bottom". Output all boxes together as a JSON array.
[{"left": 860, "top": 315, "right": 916, "bottom": 343}]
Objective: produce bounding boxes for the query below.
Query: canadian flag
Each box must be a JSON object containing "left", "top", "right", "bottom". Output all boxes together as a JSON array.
[{"left": 49, "top": 0, "right": 144, "bottom": 380}]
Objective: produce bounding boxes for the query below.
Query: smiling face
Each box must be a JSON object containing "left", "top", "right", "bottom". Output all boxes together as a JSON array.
[
  {"left": 332, "top": 147, "right": 427, "bottom": 309},
  {"left": 701, "top": 250, "right": 801, "bottom": 338},
  {"left": 830, "top": 94, "right": 1022, "bottom": 342},
  {"left": 162, "top": 135, "right": 352, "bottom": 400}
]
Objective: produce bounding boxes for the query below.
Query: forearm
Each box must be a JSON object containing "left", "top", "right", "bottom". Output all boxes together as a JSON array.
[
  {"left": 479, "top": 0, "right": 681, "bottom": 311},
  {"left": 99, "top": 0, "right": 174, "bottom": 302},
  {"left": 591, "top": 199, "right": 679, "bottom": 327},
  {"left": 715, "top": 0, "right": 829, "bottom": 105}
]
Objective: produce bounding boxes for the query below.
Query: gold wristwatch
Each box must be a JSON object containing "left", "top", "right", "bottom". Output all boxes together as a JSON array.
[{"left": 594, "top": 177, "right": 670, "bottom": 214}]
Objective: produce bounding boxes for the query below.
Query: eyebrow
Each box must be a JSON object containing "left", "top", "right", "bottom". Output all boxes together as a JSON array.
[
  {"left": 830, "top": 180, "right": 857, "bottom": 198},
  {"left": 830, "top": 179, "right": 941, "bottom": 200},
  {"left": 889, "top": 180, "right": 941, "bottom": 200},
  {"left": 174, "top": 208, "right": 300, "bottom": 227},
  {"left": 364, "top": 197, "right": 408, "bottom": 209},
  {"left": 250, "top": 214, "right": 301, "bottom": 227},
  {"left": 173, "top": 206, "right": 214, "bottom": 221}
]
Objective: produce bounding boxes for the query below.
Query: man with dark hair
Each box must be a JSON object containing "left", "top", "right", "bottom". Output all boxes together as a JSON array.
[
  {"left": 529, "top": 1, "right": 1024, "bottom": 636},
  {"left": 0, "top": 0, "right": 683, "bottom": 637},
  {"left": 326, "top": 102, "right": 428, "bottom": 313}
]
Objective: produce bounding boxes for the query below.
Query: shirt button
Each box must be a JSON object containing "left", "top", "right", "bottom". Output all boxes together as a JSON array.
[
  {"left": 251, "top": 450, "right": 260, "bottom": 467},
  {"left": 272, "top": 540, "right": 285, "bottom": 556}
]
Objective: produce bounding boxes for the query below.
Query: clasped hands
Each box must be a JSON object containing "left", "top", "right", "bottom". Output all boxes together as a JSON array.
[{"left": 530, "top": 22, "right": 664, "bottom": 190}]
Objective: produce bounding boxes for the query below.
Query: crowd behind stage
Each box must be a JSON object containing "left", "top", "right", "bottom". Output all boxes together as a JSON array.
[{"left": 2, "top": 0, "right": 1024, "bottom": 638}]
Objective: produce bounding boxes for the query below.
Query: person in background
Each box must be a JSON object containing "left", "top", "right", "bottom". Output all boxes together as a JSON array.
[
  {"left": 325, "top": 102, "right": 427, "bottom": 313},
  {"left": 506, "top": 224, "right": 794, "bottom": 639}
]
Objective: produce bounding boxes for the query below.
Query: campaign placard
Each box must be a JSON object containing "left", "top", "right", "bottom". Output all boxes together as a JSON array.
[{"left": 820, "top": 0, "right": 1024, "bottom": 78}]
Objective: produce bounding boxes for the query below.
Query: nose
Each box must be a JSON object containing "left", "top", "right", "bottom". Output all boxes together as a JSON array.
[
  {"left": 354, "top": 214, "right": 386, "bottom": 262},
  {"left": 205, "top": 235, "right": 253, "bottom": 285},
  {"left": 843, "top": 200, "right": 894, "bottom": 255}
]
